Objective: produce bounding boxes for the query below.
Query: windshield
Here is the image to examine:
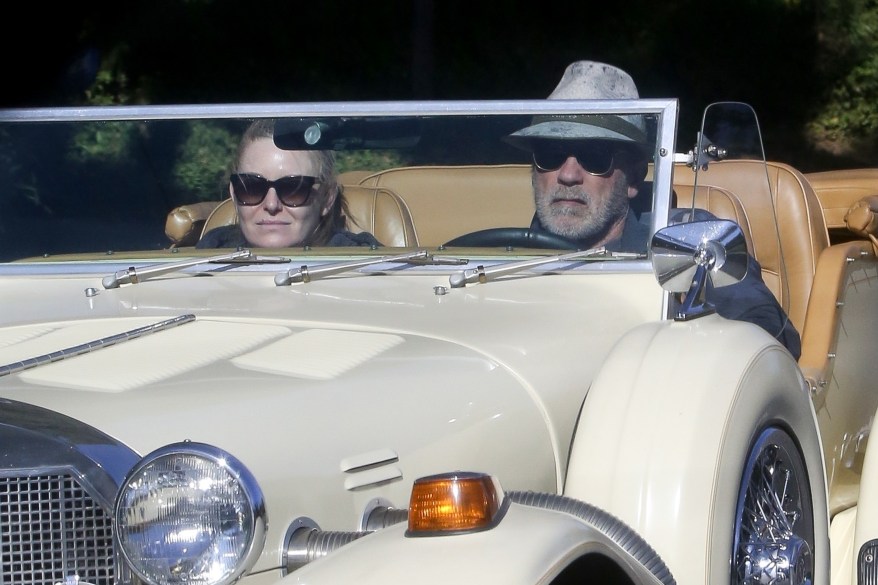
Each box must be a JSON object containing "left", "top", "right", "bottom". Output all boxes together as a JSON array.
[{"left": 0, "top": 100, "right": 677, "bottom": 262}]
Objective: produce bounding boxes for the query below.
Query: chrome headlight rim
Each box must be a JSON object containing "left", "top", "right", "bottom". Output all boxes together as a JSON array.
[{"left": 113, "top": 441, "right": 267, "bottom": 585}]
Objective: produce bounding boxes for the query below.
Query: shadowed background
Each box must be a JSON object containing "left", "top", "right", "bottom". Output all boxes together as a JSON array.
[{"left": 2, "top": 0, "right": 875, "bottom": 171}]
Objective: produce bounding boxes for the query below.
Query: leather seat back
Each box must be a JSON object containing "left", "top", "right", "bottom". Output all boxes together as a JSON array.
[
  {"left": 165, "top": 184, "right": 417, "bottom": 247},
  {"left": 673, "top": 160, "right": 829, "bottom": 333},
  {"left": 357, "top": 164, "right": 534, "bottom": 246},
  {"left": 341, "top": 185, "right": 417, "bottom": 246},
  {"left": 675, "top": 184, "right": 755, "bottom": 255}
]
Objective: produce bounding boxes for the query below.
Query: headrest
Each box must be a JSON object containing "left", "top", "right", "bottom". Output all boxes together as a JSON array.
[
  {"left": 165, "top": 201, "right": 225, "bottom": 247},
  {"left": 844, "top": 195, "right": 878, "bottom": 238}
]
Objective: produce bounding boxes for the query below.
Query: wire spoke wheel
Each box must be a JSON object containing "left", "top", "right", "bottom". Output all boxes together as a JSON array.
[{"left": 732, "top": 426, "right": 814, "bottom": 585}]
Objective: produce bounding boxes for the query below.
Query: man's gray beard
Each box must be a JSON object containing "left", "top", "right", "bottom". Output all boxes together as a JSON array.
[{"left": 535, "top": 183, "right": 630, "bottom": 243}]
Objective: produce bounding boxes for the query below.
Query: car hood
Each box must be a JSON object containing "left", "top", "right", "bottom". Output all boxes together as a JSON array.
[{"left": 0, "top": 267, "right": 662, "bottom": 571}]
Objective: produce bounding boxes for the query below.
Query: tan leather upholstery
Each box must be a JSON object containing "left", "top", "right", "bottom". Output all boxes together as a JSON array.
[
  {"left": 165, "top": 184, "right": 417, "bottom": 247},
  {"left": 676, "top": 184, "right": 754, "bottom": 255},
  {"left": 844, "top": 195, "right": 878, "bottom": 238},
  {"left": 357, "top": 165, "right": 535, "bottom": 247},
  {"left": 201, "top": 198, "right": 238, "bottom": 237},
  {"left": 338, "top": 170, "right": 376, "bottom": 185},
  {"left": 844, "top": 195, "right": 878, "bottom": 257},
  {"left": 165, "top": 201, "right": 224, "bottom": 247},
  {"left": 168, "top": 166, "right": 754, "bottom": 254},
  {"left": 354, "top": 164, "right": 756, "bottom": 253},
  {"left": 167, "top": 164, "right": 819, "bottom": 336},
  {"left": 673, "top": 161, "right": 829, "bottom": 334},
  {"left": 797, "top": 237, "right": 878, "bottom": 512},
  {"left": 799, "top": 240, "right": 873, "bottom": 377},
  {"left": 342, "top": 185, "right": 417, "bottom": 246},
  {"left": 805, "top": 168, "right": 878, "bottom": 230}
]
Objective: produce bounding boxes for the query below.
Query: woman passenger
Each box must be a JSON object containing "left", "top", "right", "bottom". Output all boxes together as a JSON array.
[{"left": 198, "top": 119, "right": 380, "bottom": 248}]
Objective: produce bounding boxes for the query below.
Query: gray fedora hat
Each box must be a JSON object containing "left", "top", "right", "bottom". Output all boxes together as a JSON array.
[{"left": 505, "top": 60, "right": 647, "bottom": 149}]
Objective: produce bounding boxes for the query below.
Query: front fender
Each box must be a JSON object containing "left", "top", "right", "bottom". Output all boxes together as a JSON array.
[
  {"left": 272, "top": 498, "right": 670, "bottom": 585},
  {"left": 565, "top": 314, "right": 830, "bottom": 585}
]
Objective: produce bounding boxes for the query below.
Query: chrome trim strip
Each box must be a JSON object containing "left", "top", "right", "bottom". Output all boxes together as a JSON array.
[
  {"left": 0, "top": 98, "right": 678, "bottom": 122},
  {"left": 0, "top": 314, "right": 195, "bottom": 377}
]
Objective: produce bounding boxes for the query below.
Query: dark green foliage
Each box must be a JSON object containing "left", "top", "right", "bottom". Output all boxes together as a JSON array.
[{"left": 2, "top": 0, "right": 877, "bottom": 169}]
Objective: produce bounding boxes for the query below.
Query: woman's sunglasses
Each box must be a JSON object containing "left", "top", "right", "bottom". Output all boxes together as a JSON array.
[
  {"left": 230, "top": 173, "right": 318, "bottom": 207},
  {"left": 532, "top": 144, "right": 615, "bottom": 176}
]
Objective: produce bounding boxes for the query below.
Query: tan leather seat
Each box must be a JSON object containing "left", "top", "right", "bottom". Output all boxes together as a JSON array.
[
  {"left": 200, "top": 198, "right": 237, "bottom": 237},
  {"left": 357, "top": 164, "right": 535, "bottom": 247},
  {"left": 675, "top": 184, "right": 755, "bottom": 255},
  {"left": 341, "top": 185, "right": 417, "bottom": 246},
  {"left": 165, "top": 183, "right": 417, "bottom": 247},
  {"left": 798, "top": 195, "right": 878, "bottom": 512},
  {"left": 165, "top": 201, "right": 225, "bottom": 247},
  {"left": 354, "top": 164, "right": 757, "bottom": 254},
  {"left": 844, "top": 195, "right": 878, "bottom": 256},
  {"left": 844, "top": 195, "right": 878, "bottom": 239},
  {"left": 805, "top": 168, "right": 878, "bottom": 231},
  {"left": 673, "top": 160, "right": 829, "bottom": 334}
]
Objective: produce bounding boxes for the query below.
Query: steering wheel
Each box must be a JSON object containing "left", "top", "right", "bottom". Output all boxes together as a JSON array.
[{"left": 443, "top": 227, "right": 581, "bottom": 250}]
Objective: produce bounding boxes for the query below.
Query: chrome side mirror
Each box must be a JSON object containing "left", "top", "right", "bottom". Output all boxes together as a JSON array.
[{"left": 650, "top": 219, "right": 749, "bottom": 321}]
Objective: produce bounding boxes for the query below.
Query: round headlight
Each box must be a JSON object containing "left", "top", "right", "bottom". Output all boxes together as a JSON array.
[{"left": 114, "top": 442, "right": 266, "bottom": 585}]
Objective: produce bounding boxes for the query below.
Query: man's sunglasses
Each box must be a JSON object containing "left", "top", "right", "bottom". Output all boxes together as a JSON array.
[
  {"left": 230, "top": 173, "right": 318, "bottom": 207},
  {"left": 532, "top": 145, "right": 615, "bottom": 176}
]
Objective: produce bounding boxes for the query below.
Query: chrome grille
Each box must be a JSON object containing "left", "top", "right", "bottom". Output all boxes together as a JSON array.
[{"left": 0, "top": 472, "right": 115, "bottom": 585}]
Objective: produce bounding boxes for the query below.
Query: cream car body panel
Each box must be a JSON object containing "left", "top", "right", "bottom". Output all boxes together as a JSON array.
[
  {"left": 567, "top": 316, "right": 829, "bottom": 584},
  {"left": 280, "top": 503, "right": 669, "bottom": 585},
  {"left": 2, "top": 98, "right": 877, "bottom": 585},
  {"left": 0, "top": 268, "right": 663, "bottom": 575}
]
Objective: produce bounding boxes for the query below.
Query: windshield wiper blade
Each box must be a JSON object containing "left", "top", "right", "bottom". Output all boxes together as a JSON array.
[
  {"left": 102, "top": 249, "right": 252, "bottom": 289},
  {"left": 274, "top": 250, "right": 429, "bottom": 286},
  {"left": 448, "top": 247, "right": 610, "bottom": 288}
]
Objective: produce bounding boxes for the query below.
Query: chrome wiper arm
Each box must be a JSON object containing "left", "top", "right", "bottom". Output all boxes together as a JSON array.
[
  {"left": 102, "top": 249, "right": 252, "bottom": 289},
  {"left": 448, "top": 247, "right": 608, "bottom": 288},
  {"left": 274, "top": 250, "right": 429, "bottom": 286}
]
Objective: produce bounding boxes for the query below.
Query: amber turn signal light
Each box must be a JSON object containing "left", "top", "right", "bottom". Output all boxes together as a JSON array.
[{"left": 407, "top": 471, "right": 505, "bottom": 535}]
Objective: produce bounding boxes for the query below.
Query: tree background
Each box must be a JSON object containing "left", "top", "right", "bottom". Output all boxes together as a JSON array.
[{"left": 5, "top": 0, "right": 877, "bottom": 171}]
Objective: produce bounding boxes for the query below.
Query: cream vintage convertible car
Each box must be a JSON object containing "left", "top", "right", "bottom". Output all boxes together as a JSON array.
[{"left": 0, "top": 98, "right": 876, "bottom": 585}]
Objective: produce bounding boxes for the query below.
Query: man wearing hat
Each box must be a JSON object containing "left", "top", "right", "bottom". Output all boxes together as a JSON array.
[
  {"left": 507, "top": 60, "right": 801, "bottom": 359},
  {"left": 505, "top": 60, "right": 651, "bottom": 253}
]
